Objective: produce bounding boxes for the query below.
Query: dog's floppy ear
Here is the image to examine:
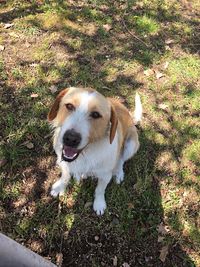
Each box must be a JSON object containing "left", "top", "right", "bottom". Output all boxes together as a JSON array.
[
  {"left": 48, "top": 88, "right": 69, "bottom": 121},
  {"left": 110, "top": 104, "right": 118, "bottom": 144}
]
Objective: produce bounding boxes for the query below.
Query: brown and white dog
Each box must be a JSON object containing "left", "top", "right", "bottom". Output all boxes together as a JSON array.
[{"left": 48, "top": 87, "right": 142, "bottom": 215}]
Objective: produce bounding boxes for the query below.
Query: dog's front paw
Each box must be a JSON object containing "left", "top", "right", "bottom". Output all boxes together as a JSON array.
[
  {"left": 93, "top": 198, "right": 107, "bottom": 215},
  {"left": 50, "top": 180, "right": 66, "bottom": 197}
]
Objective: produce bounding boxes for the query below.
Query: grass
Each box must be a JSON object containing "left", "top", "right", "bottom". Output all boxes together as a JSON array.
[{"left": 0, "top": 0, "right": 200, "bottom": 266}]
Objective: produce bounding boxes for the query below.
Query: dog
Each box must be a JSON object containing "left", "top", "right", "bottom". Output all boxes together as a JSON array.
[{"left": 48, "top": 87, "right": 142, "bottom": 215}]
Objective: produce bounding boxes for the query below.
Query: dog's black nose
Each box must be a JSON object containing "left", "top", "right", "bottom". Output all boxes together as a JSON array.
[{"left": 63, "top": 129, "right": 81, "bottom": 148}]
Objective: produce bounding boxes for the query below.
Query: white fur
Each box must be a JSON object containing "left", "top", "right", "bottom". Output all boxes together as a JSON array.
[
  {"left": 50, "top": 90, "right": 141, "bottom": 215},
  {"left": 59, "top": 92, "right": 95, "bottom": 149},
  {"left": 51, "top": 133, "right": 119, "bottom": 214}
]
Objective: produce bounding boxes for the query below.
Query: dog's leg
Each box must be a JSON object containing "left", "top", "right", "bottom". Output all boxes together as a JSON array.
[
  {"left": 114, "top": 158, "right": 124, "bottom": 184},
  {"left": 93, "top": 172, "right": 112, "bottom": 215},
  {"left": 51, "top": 162, "right": 70, "bottom": 197},
  {"left": 115, "top": 137, "right": 139, "bottom": 184}
]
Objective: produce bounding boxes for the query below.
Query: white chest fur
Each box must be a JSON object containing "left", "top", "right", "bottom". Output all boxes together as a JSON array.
[{"left": 54, "top": 128, "right": 119, "bottom": 179}]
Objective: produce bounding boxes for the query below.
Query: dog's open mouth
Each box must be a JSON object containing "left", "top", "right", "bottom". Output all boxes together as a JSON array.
[{"left": 62, "top": 145, "right": 80, "bottom": 162}]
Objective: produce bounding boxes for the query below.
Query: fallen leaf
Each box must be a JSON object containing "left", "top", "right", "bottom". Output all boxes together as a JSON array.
[
  {"left": 30, "top": 93, "right": 38, "bottom": 98},
  {"left": 165, "top": 39, "right": 175, "bottom": 44},
  {"left": 4, "top": 23, "right": 14, "bottom": 29},
  {"left": 23, "top": 141, "right": 34, "bottom": 149},
  {"left": 155, "top": 70, "right": 164, "bottom": 79},
  {"left": 9, "top": 32, "right": 19, "bottom": 38},
  {"left": 163, "top": 61, "right": 169, "bottom": 69},
  {"left": 157, "top": 222, "right": 170, "bottom": 235},
  {"left": 128, "top": 202, "right": 134, "bottom": 209},
  {"left": 49, "top": 85, "right": 58, "bottom": 93},
  {"left": 158, "top": 236, "right": 165, "bottom": 243},
  {"left": 103, "top": 24, "right": 112, "bottom": 32},
  {"left": 25, "top": 41, "right": 31, "bottom": 48},
  {"left": 66, "top": 195, "right": 75, "bottom": 208},
  {"left": 144, "top": 69, "right": 154, "bottom": 76},
  {"left": 30, "top": 63, "right": 38, "bottom": 67},
  {"left": 158, "top": 103, "right": 168, "bottom": 110},
  {"left": 122, "top": 263, "right": 130, "bottom": 267},
  {"left": 113, "top": 256, "right": 118, "bottom": 266},
  {"left": 26, "top": 142, "right": 34, "bottom": 149},
  {"left": 159, "top": 245, "right": 169, "bottom": 262},
  {"left": 0, "top": 45, "right": 5, "bottom": 51},
  {"left": 165, "top": 45, "right": 171, "bottom": 51},
  {"left": 56, "top": 253, "right": 63, "bottom": 267}
]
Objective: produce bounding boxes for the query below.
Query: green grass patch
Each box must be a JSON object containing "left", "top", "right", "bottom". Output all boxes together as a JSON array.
[
  {"left": 132, "top": 15, "right": 160, "bottom": 36},
  {"left": 11, "top": 67, "right": 24, "bottom": 80},
  {"left": 168, "top": 55, "right": 200, "bottom": 84},
  {"left": 183, "top": 140, "right": 200, "bottom": 165}
]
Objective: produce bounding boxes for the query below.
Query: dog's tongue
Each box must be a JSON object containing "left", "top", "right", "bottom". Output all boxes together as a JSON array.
[{"left": 63, "top": 145, "right": 79, "bottom": 160}]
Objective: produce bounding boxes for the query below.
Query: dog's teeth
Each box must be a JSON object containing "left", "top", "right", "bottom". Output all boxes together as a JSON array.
[{"left": 63, "top": 153, "right": 77, "bottom": 159}]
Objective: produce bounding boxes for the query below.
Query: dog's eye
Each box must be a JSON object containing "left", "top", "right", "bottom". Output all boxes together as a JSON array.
[
  {"left": 90, "top": 111, "right": 102, "bottom": 119},
  {"left": 65, "top": 103, "right": 75, "bottom": 111}
]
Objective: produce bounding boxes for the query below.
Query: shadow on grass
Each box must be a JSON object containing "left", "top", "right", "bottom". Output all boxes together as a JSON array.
[{"left": 0, "top": 2, "right": 43, "bottom": 23}]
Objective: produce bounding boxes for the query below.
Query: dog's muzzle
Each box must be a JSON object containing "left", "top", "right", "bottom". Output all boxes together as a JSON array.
[{"left": 62, "top": 129, "right": 82, "bottom": 162}]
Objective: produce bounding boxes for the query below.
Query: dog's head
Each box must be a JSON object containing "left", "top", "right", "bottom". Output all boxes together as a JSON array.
[{"left": 48, "top": 87, "right": 118, "bottom": 162}]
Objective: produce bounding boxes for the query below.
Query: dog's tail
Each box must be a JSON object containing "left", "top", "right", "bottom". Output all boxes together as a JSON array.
[{"left": 133, "top": 92, "right": 142, "bottom": 125}]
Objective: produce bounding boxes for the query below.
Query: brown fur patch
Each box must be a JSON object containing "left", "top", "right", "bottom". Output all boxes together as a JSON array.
[
  {"left": 110, "top": 105, "right": 118, "bottom": 144},
  {"left": 87, "top": 92, "right": 111, "bottom": 143},
  {"left": 50, "top": 88, "right": 85, "bottom": 125},
  {"left": 108, "top": 98, "right": 138, "bottom": 150},
  {"left": 48, "top": 88, "right": 69, "bottom": 121}
]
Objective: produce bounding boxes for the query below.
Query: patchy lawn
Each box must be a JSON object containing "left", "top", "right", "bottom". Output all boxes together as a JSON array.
[{"left": 0, "top": 0, "right": 199, "bottom": 266}]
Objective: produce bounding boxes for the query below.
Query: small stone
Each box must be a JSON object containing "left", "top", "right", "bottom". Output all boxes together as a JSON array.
[
  {"left": 94, "top": 235, "right": 99, "bottom": 241},
  {"left": 23, "top": 141, "right": 34, "bottom": 149},
  {"left": 0, "top": 45, "right": 5, "bottom": 51}
]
